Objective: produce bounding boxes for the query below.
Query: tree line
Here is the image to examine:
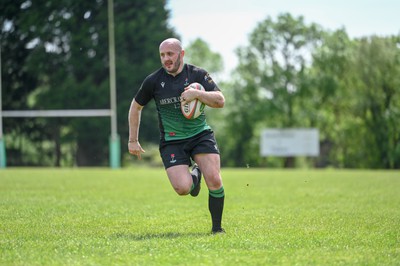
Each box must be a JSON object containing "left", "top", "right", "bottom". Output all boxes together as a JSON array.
[
  {"left": 218, "top": 14, "right": 400, "bottom": 169},
  {"left": 1, "top": 1, "right": 399, "bottom": 168}
]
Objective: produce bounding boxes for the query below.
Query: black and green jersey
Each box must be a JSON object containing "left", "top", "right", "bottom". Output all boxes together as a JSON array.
[{"left": 135, "top": 64, "right": 220, "bottom": 142}]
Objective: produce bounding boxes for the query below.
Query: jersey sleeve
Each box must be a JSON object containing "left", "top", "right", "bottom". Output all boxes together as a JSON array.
[
  {"left": 197, "top": 68, "right": 220, "bottom": 92},
  {"left": 134, "top": 75, "right": 154, "bottom": 106}
]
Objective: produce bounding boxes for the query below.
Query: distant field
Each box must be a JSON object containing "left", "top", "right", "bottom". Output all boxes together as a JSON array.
[{"left": 0, "top": 168, "right": 399, "bottom": 265}]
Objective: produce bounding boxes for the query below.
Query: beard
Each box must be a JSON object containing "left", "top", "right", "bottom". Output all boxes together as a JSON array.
[{"left": 164, "top": 53, "right": 182, "bottom": 75}]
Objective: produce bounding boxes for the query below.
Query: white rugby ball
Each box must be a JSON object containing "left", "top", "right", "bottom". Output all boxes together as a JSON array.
[{"left": 181, "top": 83, "right": 206, "bottom": 119}]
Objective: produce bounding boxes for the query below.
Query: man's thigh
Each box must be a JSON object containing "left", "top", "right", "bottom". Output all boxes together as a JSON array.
[
  {"left": 159, "top": 141, "right": 191, "bottom": 169},
  {"left": 166, "top": 164, "right": 192, "bottom": 195}
]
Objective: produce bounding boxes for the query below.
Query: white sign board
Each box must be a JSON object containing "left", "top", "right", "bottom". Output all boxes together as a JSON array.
[{"left": 260, "top": 128, "right": 319, "bottom": 157}]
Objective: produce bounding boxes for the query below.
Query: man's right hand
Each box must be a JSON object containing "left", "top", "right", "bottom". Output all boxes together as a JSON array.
[{"left": 128, "top": 141, "right": 146, "bottom": 160}]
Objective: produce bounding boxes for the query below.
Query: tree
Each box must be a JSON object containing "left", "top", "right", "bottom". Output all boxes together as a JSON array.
[
  {"left": 222, "top": 13, "right": 323, "bottom": 167},
  {"left": 309, "top": 33, "right": 400, "bottom": 169},
  {"left": 351, "top": 36, "right": 400, "bottom": 168},
  {"left": 1, "top": 0, "right": 176, "bottom": 166},
  {"left": 114, "top": 0, "right": 177, "bottom": 149},
  {"left": 306, "top": 29, "right": 354, "bottom": 168},
  {"left": 184, "top": 38, "right": 223, "bottom": 76},
  {"left": 1, "top": 0, "right": 62, "bottom": 166}
]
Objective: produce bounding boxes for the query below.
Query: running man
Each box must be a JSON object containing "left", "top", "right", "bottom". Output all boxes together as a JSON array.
[{"left": 128, "top": 38, "right": 225, "bottom": 234}]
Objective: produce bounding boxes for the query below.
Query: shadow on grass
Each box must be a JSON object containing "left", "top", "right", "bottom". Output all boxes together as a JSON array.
[{"left": 111, "top": 231, "right": 209, "bottom": 241}]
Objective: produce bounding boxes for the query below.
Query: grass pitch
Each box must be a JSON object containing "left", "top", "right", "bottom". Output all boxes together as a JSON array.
[{"left": 0, "top": 168, "right": 399, "bottom": 265}]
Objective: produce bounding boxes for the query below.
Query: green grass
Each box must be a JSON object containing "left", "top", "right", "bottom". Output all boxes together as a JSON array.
[{"left": 0, "top": 168, "right": 399, "bottom": 265}]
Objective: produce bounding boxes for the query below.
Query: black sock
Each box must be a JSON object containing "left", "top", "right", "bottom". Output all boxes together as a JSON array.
[{"left": 208, "top": 187, "right": 225, "bottom": 231}]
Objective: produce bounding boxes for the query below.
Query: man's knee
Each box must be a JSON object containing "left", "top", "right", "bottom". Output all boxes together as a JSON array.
[
  {"left": 205, "top": 174, "right": 223, "bottom": 190},
  {"left": 173, "top": 185, "right": 190, "bottom": 196}
]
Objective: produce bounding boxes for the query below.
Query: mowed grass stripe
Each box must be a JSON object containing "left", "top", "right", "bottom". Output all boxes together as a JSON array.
[{"left": 0, "top": 168, "right": 399, "bottom": 265}]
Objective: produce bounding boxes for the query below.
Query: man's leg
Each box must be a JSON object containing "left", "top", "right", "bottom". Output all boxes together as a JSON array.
[
  {"left": 194, "top": 153, "right": 225, "bottom": 233},
  {"left": 166, "top": 165, "right": 194, "bottom": 195},
  {"left": 160, "top": 141, "right": 199, "bottom": 196},
  {"left": 208, "top": 187, "right": 225, "bottom": 233},
  {"left": 165, "top": 164, "right": 201, "bottom": 196}
]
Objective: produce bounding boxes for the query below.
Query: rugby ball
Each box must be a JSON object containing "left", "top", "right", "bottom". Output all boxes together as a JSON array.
[{"left": 181, "top": 83, "right": 206, "bottom": 119}]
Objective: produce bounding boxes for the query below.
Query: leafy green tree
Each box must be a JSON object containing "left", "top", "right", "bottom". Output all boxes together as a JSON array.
[
  {"left": 309, "top": 33, "right": 400, "bottom": 169},
  {"left": 184, "top": 38, "right": 223, "bottom": 76},
  {"left": 1, "top": 0, "right": 176, "bottom": 166},
  {"left": 305, "top": 29, "right": 354, "bottom": 167},
  {"left": 222, "top": 13, "right": 323, "bottom": 167},
  {"left": 114, "top": 0, "right": 177, "bottom": 149},
  {"left": 350, "top": 36, "right": 400, "bottom": 168},
  {"left": 1, "top": 0, "right": 60, "bottom": 166}
]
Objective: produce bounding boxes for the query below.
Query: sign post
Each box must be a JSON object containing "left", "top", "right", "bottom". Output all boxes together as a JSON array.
[{"left": 108, "top": 0, "right": 120, "bottom": 169}]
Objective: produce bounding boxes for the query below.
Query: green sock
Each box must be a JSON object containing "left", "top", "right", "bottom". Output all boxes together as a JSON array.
[{"left": 209, "top": 187, "right": 225, "bottom": 231}]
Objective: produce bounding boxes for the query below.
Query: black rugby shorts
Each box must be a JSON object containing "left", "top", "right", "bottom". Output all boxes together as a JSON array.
[{"left": 159, "top": 130, "right": 220, "bottom": 169}]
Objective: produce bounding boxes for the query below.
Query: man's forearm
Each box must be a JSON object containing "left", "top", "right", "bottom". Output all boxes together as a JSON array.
[
  {"left": 198, "top": 90, "right": 225, "bottom": 108},
  {"left": 128, "top": 100, "right": 143, "bottom": 142}
]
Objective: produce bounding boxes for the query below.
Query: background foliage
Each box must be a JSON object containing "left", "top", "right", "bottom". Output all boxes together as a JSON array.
[
  {"left": 219, "top": 14, "right": 400, "bottom": 168},
  {"left": 1, "top": 0, "right": 174, "bottom": 166},
  {"left": 1, "top": 2, "right": 399, "bottom": 168}
]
